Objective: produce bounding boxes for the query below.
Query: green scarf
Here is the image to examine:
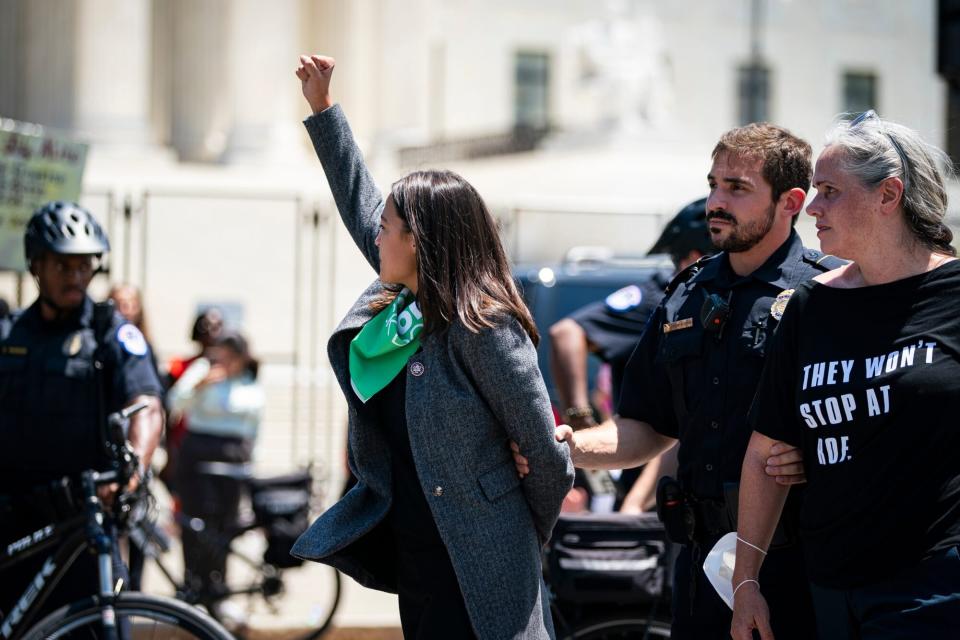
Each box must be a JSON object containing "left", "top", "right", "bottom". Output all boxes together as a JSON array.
[{"left": 349, "top": 288, "right": 424, "bottom": 403}]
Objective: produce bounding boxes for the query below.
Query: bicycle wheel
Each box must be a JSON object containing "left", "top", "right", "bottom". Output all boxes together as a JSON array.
[
  {"left": 23, "top": 592, "right": 233, "bottom": 639},
  {"left": 568, "top": 616, "right": 672, "bottom": 640},
  {"left": 210, "top": 540, "right": 341, "bottom": 640}
]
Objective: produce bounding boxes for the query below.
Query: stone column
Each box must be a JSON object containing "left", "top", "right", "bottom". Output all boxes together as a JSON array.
[
  {"left": 71, "top": 0, "right": 155, "bottom": 147},
  {"left": 5, "top": 0, "right": 78, "bottom": 129},
  {"left": 0, "top": 0, "right": 25, "bottom": 120},
  {"left": 222, "top": 0, "right": 305, "bottom": 164},
  {"left": 169, "top": 0, "right": 233, "bottom": 162}
]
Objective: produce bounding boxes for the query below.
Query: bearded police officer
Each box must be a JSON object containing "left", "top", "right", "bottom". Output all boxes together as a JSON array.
[
  {"left": 0, "top": 201, "right": 164, "bottom": 620},
  {"left": 548, "top": 198, "right": 712, "bottom": 511},
  {"left": 524, "top": 124, "right": 843, "bottom": 639}
]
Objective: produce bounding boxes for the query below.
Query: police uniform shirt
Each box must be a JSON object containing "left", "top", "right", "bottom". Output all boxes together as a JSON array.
[
  {"left": 617, "top": 231, "right": 836, "bottom": 500},
  {"left": 750, "top": 262, "right": 960, "bottom": 589},
  {"left": 567, "top": 271, "right": 669, "bottom": 399},
  {"left": 0, "top": 296, "right": 163, "bottom": 493}
]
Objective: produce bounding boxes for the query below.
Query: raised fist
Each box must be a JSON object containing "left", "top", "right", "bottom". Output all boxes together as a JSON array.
[{"left": 296, "top": 54, "right": 335, "bottom": 115}]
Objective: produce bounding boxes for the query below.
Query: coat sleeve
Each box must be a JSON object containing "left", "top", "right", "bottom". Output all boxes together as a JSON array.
[
  {"left": 165, "top": 357, "right": 210, "bottom": 416},
  {"left": 456, "top": 319, "right": 575, "bottom": 543},
  {"left": 303, "top": 104, "right": 383, "bottom": 273}
]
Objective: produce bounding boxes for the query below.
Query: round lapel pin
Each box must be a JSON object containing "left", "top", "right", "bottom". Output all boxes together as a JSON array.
[{"left": 410, "top": 362, "right": 425, "bottom": 377}]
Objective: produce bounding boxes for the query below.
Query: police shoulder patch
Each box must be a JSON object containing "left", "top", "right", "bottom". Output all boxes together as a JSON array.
[
  {"left": 770, "top": 289, "right": 795, "bottom": 321},
  {"left": 117, "top": 324, "right": 148, "bottom": 356},
  {"left": 605, "top": 285, "right": 643, "bottom": 312}
]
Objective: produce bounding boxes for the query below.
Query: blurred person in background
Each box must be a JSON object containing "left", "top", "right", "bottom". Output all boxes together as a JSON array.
[
  {"left": 166, "top": 330, "right": 263, "bottom": 607},
  {"left": 108, "top": 282, "right": 160, "bottom": 590},
  {"left": 109, "top": 283, "right": 159, "bottom": 377},
  {"left": 548, "top": 198, "right": 711, "bottom": 514},
  {"left": 166, "top": 308, "right": 225, "bottom": 386},
  {"left": 159, "top": 307, "right": 224, "bottom": 495},
  {"left": 293, "top": 54, "right": 573, "bottom": 639},
  {"left": 733, "top": 112, "right": 960, "bottom": 640}
]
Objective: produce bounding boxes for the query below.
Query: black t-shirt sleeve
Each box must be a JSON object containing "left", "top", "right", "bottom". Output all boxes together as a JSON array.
[
  {"left": 108, "top": 321, "right": 164, "bottom": 409},
  {"left": 568, "top": 294, "right": 654, "bottom": 366},
  {"left": 747, "top": 290, "right": 804, "bottom": 446},
  {"left": 615, "top": 302, "right": 678, "bottom": 437}
]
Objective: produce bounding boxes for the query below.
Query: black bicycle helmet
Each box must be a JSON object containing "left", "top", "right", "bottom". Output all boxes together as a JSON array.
[
  {"left": 647, "top": 197, "right": 712, "bottom": 258},
  {"left": 24, "top": 201, "right": 110, "bottom": 266}
]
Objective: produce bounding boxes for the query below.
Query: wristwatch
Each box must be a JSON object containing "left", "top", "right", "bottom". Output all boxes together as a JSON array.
[
  {"left": 564, "top": 406, "right": 597, "bottom": 429},
  {"left": 563, "top": 405, "right": 594, "bottom": 419}
]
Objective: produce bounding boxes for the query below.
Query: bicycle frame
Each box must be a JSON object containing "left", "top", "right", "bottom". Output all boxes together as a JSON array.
[
  {"left": 132, "top": 505, "right": 266, "bottom": 602},
  {"left": 0, "top": 470, "right": 124, "bottom": 640}
]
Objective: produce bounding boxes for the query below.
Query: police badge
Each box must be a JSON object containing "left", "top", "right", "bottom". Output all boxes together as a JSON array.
[
  {"left": 770, "top": 289, "right": 795, "bottom": 321},
  {"left": 63, "top": 331, "right": 83, "bottom": 356}
]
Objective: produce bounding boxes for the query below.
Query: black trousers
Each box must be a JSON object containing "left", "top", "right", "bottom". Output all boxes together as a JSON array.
[
  {"left": 175, "top": 432, "right": 253, "bottom": 600},
  {"left": 810, "top": 546, "right": 960, "bottom": 639},
  {"left": 670, "top": 538, "right": 817, "bottom": 640},
  {"left": 395, "top": 539, "right": 475, "bottom": 639}
]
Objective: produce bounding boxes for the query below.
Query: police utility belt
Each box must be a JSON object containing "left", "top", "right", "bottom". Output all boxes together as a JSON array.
[{"left": 655, "top": 476, "right": 798, "bottom": 549}]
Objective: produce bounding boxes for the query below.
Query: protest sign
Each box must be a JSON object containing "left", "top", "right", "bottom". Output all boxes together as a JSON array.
[{"left": 0, "top": 119, "right": 88, "bottom": 271}]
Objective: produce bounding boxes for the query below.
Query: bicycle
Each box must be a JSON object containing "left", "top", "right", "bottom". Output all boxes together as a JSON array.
[
  {"left": 551, "top": 601, "right": 671, "bottom": 640},
  {"left": 0, "top": 403, "right": 232, "bottom": 640},
  {"left": 545, "top": 512, "right": 674, "bottom": 639},
  {"left": 129, "top": 461, "right": 341, "bottom": 640}
]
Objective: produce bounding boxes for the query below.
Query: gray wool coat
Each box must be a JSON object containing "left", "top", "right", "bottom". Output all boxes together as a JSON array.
[{"left": 291, "top": 104, "right": 575, "bottom": 640}]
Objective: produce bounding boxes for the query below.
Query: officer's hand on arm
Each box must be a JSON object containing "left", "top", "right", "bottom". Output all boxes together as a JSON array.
[
  {"left": 296, "top": 54, "right": 335, "bottom": 115},
  {"left": 560, "top": 416, "right": 675, "bottom": 470},
  {"left": 763, "top": 440, "right": 806, "bottom": 485},
  {"left": 514, "top": 416, "right": 674, "bottom": 475},
  {"left": 510, "top": 439, "right": 530, "bottom": 479}
]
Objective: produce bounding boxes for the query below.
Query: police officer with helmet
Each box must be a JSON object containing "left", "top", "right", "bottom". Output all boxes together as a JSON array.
[
  {"left": 548, "top": 198, "right": 712, "bottom": 511},
  {"left": 0, "top": 201, "right": 164, "bottom": 620}
]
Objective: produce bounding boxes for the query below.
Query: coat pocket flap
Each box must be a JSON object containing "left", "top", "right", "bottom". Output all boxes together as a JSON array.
[{"left": 478, "top": 459, "right": 521, "bottom": 502}]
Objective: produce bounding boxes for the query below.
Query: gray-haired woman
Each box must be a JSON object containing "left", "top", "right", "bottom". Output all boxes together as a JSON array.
[{"left": 731, "top": 111, "right": 960, "bottom": 639}]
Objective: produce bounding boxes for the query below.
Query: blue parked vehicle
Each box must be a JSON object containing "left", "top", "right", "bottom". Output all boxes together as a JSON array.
[{"left": 514, "top": 249, "right": 673, "bottom": 405}]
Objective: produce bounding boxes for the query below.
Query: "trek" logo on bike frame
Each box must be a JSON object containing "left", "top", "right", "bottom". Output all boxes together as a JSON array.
[{"left": 0, "top": 556, "right": 56, "bottom": 638}]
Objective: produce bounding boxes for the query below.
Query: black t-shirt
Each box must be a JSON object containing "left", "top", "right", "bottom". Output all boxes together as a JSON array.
[
  {"left": 750, "top": 261, "right": 960, "bottom": 588},
  {"left": 365, "top": 366, "right": 443, "bottom": 549}
]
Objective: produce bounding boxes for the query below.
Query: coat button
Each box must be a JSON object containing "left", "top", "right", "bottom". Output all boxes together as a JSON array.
[
  {"left": 411, "top": 362, "right": 425, "bottom": 377},
  {"left": 432, "top": 485, "right": 443, "bottom": 497}
]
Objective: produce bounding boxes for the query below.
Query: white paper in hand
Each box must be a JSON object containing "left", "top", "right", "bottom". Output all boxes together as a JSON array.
[{"left": 702, "top": 531, "right": 738, "bottom": 610}]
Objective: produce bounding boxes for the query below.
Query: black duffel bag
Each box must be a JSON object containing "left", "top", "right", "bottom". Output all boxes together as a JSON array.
[
  {"left": 249, "top": 471, "right": 312, "bottom": 569},
  {"left": 544, "top": 512, "right": 675, "bottom": 605}
]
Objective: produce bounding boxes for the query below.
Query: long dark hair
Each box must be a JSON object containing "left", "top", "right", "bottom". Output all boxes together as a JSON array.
[
  {"left": 215, "top": 330, "right": 260, "bottom": 380},
  {"left": 377, "top": 170, "right": 539, "bottom": 345}
]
